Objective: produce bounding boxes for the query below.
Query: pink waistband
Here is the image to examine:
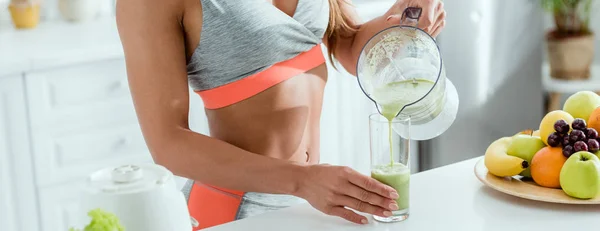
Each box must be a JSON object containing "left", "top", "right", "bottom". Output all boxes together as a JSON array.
[{"left": 195, "top": 44, "right": 325, "bottom": 109}]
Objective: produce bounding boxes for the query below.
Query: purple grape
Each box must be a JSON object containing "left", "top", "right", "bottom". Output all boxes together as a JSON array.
[
  {"left": 557, "top": 133, "right": 564, "bottom": 141},
  {"left": 587, "top": 128, "right": 599, "bottom": 140},
  {"left": 547, "top": 133, "right": 561, "bottom": 147},
  {"left": 582, "top": 127, "right": 589, "bottom": 134},
  {"left": 563, "top": 145, "right": 575, "bottom": 158},
  {"left": 562, "top": 135, "right": 571, "bottom": 146},
  {"left": 554, "top": 119, "right": 570, "bottom": 134},
  {"left": 557, "top": 134, "right": 565, "bottom": 146},
  {"left": 572, "top": 119, "right": 587, "bottom": 130},
  {"left": 588, "top": 139, "right": 600, "bottom": 153},
  {"left": 570, "top": 130, "right": 586, "bottom": 143},
  {"left": 574, "top": 141, "right": 589, "bottom": 152}
]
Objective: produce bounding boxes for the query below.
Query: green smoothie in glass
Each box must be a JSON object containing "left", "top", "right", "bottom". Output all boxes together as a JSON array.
[{"left": 371, "top": 163, "right": 410, "bottom": 211}]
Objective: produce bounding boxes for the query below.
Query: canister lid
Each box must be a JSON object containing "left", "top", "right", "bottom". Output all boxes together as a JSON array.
[{"left": 84, "top": 163, "right": 173, "bottom": 194}]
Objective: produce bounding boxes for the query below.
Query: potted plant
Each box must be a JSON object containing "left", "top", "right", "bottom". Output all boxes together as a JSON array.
[
  {"left": 542, "top": 0, "right": 595, "bottom": 80},
  {"left": 8, "top": 0, "right": 40, "bottom": 29}
]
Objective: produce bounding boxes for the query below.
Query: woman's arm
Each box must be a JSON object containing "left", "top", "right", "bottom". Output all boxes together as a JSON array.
[
  {"left": 116, "top": 0, "right": 304, "bottom": 195},
  {"left": 328, "top": 0, "right": 446, "bottom": 75},
  {"left": 117, "top": 0, "right": 398, "bottom": 224}
]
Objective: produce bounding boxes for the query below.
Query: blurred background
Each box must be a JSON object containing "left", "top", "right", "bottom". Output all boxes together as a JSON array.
[{"left": 0, "top": 0, "right": 599, "bottom": 230}]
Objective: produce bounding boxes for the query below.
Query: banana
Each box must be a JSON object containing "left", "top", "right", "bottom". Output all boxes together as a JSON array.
[{"left": 484, "top": 137, "right": 529, "bottom": 177}]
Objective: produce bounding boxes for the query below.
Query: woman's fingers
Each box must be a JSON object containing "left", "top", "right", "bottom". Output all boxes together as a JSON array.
[
  {"left": 344, "top": 183, "right": 398, "bottom": 211},
  {"left": 385, "top": 0, "right": 446, "bottom": 36},
  {"left": 417, "top": 0, "right": 439, "bottom": 31},
  {"left": 436, "top": 0, "right": 444, "bottom": 14},
  {"left": 419, "top": 0, "right": 445, "bottom": 34},
  {"left": 346, "top": 169, "right": 398, "bottom": 199},
  {"left": 429, "top": 2, "right": 446, "bottom": 35},
  {"left": 431, "top": 19, "right": 446, "bottom": 38},
  {"left": 334, "top": 194, "right": 392, "bottom": 217},
  {"left": 326, "top": 206, "right": 369, "bottom": 224},
  {"left": 430, "top": 10, "right": 446, "bottom": 37},
  {"left": 385, "top": 14, "right": 403, "bottom": 27}
]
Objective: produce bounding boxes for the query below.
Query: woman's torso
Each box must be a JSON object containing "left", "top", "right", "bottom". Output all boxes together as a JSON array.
[{"left": 183, "top": 0, "right": 330, "bottom": 164}]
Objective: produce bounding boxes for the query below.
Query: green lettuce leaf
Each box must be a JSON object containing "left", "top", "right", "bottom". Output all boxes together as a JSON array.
[{"left": 69, "top": 209, "right": 125, "bottom": 231}]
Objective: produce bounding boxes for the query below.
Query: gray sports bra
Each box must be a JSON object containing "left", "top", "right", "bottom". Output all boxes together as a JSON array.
[{"left": 186, "top": 0, "right": 330, "bottom": 91}]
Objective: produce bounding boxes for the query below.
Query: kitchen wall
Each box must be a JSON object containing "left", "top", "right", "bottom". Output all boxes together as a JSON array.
[
  {"left": 0, "top": 0, "right": 10, "bottom": 28},
  {"left": 422, "top": 0, "right": 546, "bottom": 170},
  {"left": 44, "top": 0, "right": 115, "bottom": 20},
  {"left": 593, "top": 11, "right": 600, "bottom": 64}
]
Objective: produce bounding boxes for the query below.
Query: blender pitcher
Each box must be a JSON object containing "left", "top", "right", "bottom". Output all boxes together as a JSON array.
[{"left": 356, "top": 7, "right": 459, "bottom": 140}]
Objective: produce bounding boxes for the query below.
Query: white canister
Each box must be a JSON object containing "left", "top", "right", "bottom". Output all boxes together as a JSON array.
[
  {"left": 58, "top": 0, "right": 101, "bottom": 22},
  {"left": 78, "top": 164, "right": 194, "bottom": 231}
]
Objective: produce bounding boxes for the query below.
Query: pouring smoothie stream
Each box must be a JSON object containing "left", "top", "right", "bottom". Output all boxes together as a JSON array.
[{"left": 373, "top": 78, "right": 436, "bottom": 164}]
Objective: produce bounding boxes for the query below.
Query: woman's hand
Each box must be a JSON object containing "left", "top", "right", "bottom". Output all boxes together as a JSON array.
[
  {"left": 385, "top": 0, "right": 447, "bottom": 37},
  {"left": 294, "top": 164, "right": 399, "bottom": 224}
]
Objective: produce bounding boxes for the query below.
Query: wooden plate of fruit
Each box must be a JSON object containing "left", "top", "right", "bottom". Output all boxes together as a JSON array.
[
  {"left": 475, "top": 159, "right": 600, "bottom": 204},
  {"left": 475, "top": 91, "right": 600, "bottom": 204}
]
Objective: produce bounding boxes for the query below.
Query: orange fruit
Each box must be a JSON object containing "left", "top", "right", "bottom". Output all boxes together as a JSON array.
[
  {"left": 587, "top": 107, "right": 600, "bottom": 132},
  {"left": 530, "top": 147, "right": 567, "bottom": 188}
]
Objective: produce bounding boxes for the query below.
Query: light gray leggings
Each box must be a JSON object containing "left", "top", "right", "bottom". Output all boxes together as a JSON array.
[{"left": 182, "top": 180, "right": 307, "bottom": 223}]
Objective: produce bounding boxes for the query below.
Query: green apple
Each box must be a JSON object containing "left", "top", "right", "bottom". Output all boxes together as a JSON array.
[
  {"left": 559, "top": 151, "right": 600, "bottom": 199},
  {"left": 563, "top": 91, "right": 600, "bottom": 120},
  {"left": 507, "top": 134, "right": 546, "bottom": 178}
]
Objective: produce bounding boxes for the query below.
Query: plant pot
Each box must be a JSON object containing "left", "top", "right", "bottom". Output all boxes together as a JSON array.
[
  {"left": 58, "top": 0, "right": 102, "bottom": 22},
  {"left": 8, "top": 2, "right": 40, "bottom": 29},
  {"left": 546, "top": 32, "right": 595, "bottom": 80}
]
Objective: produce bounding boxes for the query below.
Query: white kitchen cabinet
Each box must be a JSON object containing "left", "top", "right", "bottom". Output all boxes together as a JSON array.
[
  {"left": 38, "top": 181, "right": 88, "bottom": 231},
  {"left": 0, "top": 76, "right": 39, "bottom": 231},
  {"left": 25, "top": 58, "right": 134, "bottom": 130},
  {"left": 25, "top": 58, "right": 153, "bottom": 186},
  {"left": 23, "top": 59, "right": 155, "bottom": 231}
]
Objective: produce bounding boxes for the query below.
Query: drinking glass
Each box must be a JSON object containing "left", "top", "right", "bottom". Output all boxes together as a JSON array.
[{"left": 369, "top": 113, "right": 411, "bottom": 222}]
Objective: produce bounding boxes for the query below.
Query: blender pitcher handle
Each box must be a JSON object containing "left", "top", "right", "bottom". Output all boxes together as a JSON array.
[{"left": 400, "top": 7, "right": 422, "bottom": 27}]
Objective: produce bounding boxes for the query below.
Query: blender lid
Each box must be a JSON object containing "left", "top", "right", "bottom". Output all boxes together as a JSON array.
[{"left": 84, "top": 163, "right": 173, "bottom": 194}]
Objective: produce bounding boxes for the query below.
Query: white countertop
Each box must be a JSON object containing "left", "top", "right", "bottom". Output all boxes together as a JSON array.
[
  {"left": 0, "top": 17, "right": 123, "bottom": 77},
  {"left": 206, "top": 157, "right": 600, "bottom": 231}
]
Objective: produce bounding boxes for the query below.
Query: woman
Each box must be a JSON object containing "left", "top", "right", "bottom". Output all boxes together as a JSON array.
[{"left": 116, "top": 0, "right": 445, "bottom": 229}]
